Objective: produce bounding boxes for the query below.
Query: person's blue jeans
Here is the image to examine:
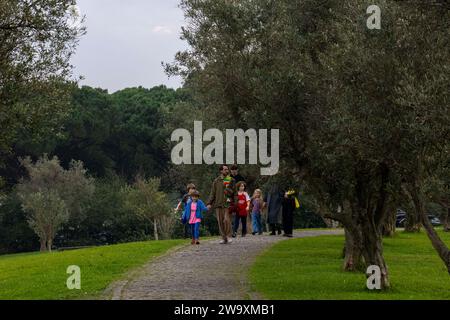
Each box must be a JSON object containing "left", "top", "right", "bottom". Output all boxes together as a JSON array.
[
  {"left": 252, "top": 212, "right": 262, "bottom": 233},
  {"left": 190, "top": 222, "right": 201, "bottom": 240}
]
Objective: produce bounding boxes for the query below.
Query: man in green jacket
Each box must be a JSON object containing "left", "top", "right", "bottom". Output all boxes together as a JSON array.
[{"left": 207, "top": 165, "right": 236, "bottom": 244}]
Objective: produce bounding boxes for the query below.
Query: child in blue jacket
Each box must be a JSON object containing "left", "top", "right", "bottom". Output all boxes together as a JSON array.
[{"left": 181, "top": 190, "right": 208, "bottom": 245}]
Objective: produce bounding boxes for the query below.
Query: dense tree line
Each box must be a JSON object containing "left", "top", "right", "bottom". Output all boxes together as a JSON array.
[{"left": 0, "top": 85, "right": 191, "bottom": 253}]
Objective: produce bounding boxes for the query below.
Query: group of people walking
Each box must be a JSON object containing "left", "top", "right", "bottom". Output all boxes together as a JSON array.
[{"left": 176, "top": 165, "right": 299, "bottom": 245}]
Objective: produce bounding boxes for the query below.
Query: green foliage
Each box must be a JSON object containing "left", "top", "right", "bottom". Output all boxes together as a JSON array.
[
  {"left": 123, "top": 177, "right": 173, "bottom": 240},
  {"left": 0, "top": 0, "right": 85, "bottom": 166},
  {"left": 48, "top": 85, "right": 185, "bottom": 180},
  {"left": 110, "top": 86, "right": 179, "bottom": 179},
  {"left": 55, "top": 174, "right": 149, "bottom": 247},
  {"left": 295, "top": 208, "right": 328, "bottom": 229},
  {"left": 52, "top": 86, "right": 117, "bottom": 177},
  {"left": 22, "top": 191, "right": 68, "bottom": 252},
  {"left": 170, "top": 0, "right": 449, "bottom": 202},
  {"left": 0, "top": 82, "right": 193, "bottom": 252},
  {"left": 124, "top": 177, "right": 169, "bottom": 220},
  {"left": 0, "top": 193, "right": 38, "bottom": 254},
  {"left": 17, "top": 155, "right": 94, "bottom": 251}
]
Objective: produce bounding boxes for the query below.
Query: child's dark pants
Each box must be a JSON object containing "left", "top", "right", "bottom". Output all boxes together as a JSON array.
[{"left": 233, "top": 215, "right": 247, "bottom": 235}]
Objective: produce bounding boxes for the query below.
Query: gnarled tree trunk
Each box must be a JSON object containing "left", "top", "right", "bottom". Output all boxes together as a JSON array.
[
  {"left": 354, "top": 163, "right": 391, "bottom": 289},
  {"left": 343, "top": 225, "right": 364, "bottom": 271},
  {"left": 360, "top": 220, "right": 390, "bottom": 289},
  {"left": 382, "top": 206, "right": 396, "bottom": 237}
]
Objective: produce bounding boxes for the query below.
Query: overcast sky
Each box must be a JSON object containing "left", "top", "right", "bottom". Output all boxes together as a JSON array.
[{"left": 71, "top": 0, "right": 187, "bottom": 93}]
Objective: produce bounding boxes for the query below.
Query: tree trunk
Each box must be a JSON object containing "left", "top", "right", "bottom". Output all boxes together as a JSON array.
[
  {"left": 343, "top": 226, "right": 364, "bottom": 271},
  {"left": 404, "top": 209, "right": 421, "bottom": 232},
  {"left": 443, "top": 208, "right": 450, "bottom": 232},
  {"left": 421, "top": 213, "right": 450, "bottom": 274},
  {"left": 352, "top": 164, "right": 391, "bottom": 289},
  {"left": 360, "top": 221, "right": 390, "bottom": 289},
  {"left": 40, "top": 239, "right": 47, "bottom": 252},
  {"left": 401, "top": 184, "right": 421, "bottom": 232},
  {"left": 47, "top": 238, "right": 53, "bottom": 252},
  {"left": 153, "top": 218, "right": 159, "bottom": 241},
  {"left": 410, "top": 186, "right": 450, "bottom": 274},
  {"left": 382, "top": 208, "right": 396, "bottom": 237}
]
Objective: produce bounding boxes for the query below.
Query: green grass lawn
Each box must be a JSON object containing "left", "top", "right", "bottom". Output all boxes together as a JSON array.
[
  {"left": 250, "top": 229, "right": 450, "bottom": 300},
  {"left": 0, "top": 239, "right": 185, "bottom": 300}
]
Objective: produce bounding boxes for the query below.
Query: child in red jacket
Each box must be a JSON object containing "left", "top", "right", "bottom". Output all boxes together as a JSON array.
[{"left": 232, "top": 182, "right": 250, "bottom": 238}]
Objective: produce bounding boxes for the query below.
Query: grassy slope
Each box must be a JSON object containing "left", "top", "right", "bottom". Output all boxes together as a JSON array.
[
  {"left": 250, "top": 230, "right": 450, "bottom": 300},
  {"left": 0, "top": 240, "right": 185, "bottom": 300}
]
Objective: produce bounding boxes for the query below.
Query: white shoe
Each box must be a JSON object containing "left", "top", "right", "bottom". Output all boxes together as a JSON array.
[
  {"left": 227, "top": 239, "right": 233, "bottom": 244},
  {"left": 219, "top": 240, "right": 226, "bottom": 244}
]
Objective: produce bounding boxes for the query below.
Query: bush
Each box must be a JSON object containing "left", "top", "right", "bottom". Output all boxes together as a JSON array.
[
  {"left": 54, "top": 175, "right": 151, "bottom": 247},
  {"left": 0, "top": 192, "right": 39, "bottom": 254}
]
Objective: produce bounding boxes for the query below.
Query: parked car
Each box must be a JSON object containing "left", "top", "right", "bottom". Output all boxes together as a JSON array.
[
  {"left": 395, "top": 209, "right": 407, "bottom": 228},
  {"left": 395, "top": 210, "right": 441, "bottom": 227},
  {"left": 428, "top": 215, "right": 442, "bottom": 226}
]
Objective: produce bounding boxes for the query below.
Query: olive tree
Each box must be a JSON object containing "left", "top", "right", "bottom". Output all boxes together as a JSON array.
[
  {"left": 20, "top": 191, "right": 68, "bottom": 252},
  {"left": 0, "top": 0, "right": 85, "bottom": 168},
  {"left": 124, "top": 177, "right": 173, "bottom": 241},
  {"left": 17, "top": 155, "right": 94, "bottom": 251}
]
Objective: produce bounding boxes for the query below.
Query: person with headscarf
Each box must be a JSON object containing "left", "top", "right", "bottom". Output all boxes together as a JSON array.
[{"left": 282, "top": 190, "right": 299, "bottom": 237}]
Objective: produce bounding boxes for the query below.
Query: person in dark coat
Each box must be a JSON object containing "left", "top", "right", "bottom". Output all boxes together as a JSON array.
[
  {"left": 282, "top": 191, "right": 296, "bottom": 237},
  {"left": 264, "top": 184, "right": 283, "bottom": 235}
]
